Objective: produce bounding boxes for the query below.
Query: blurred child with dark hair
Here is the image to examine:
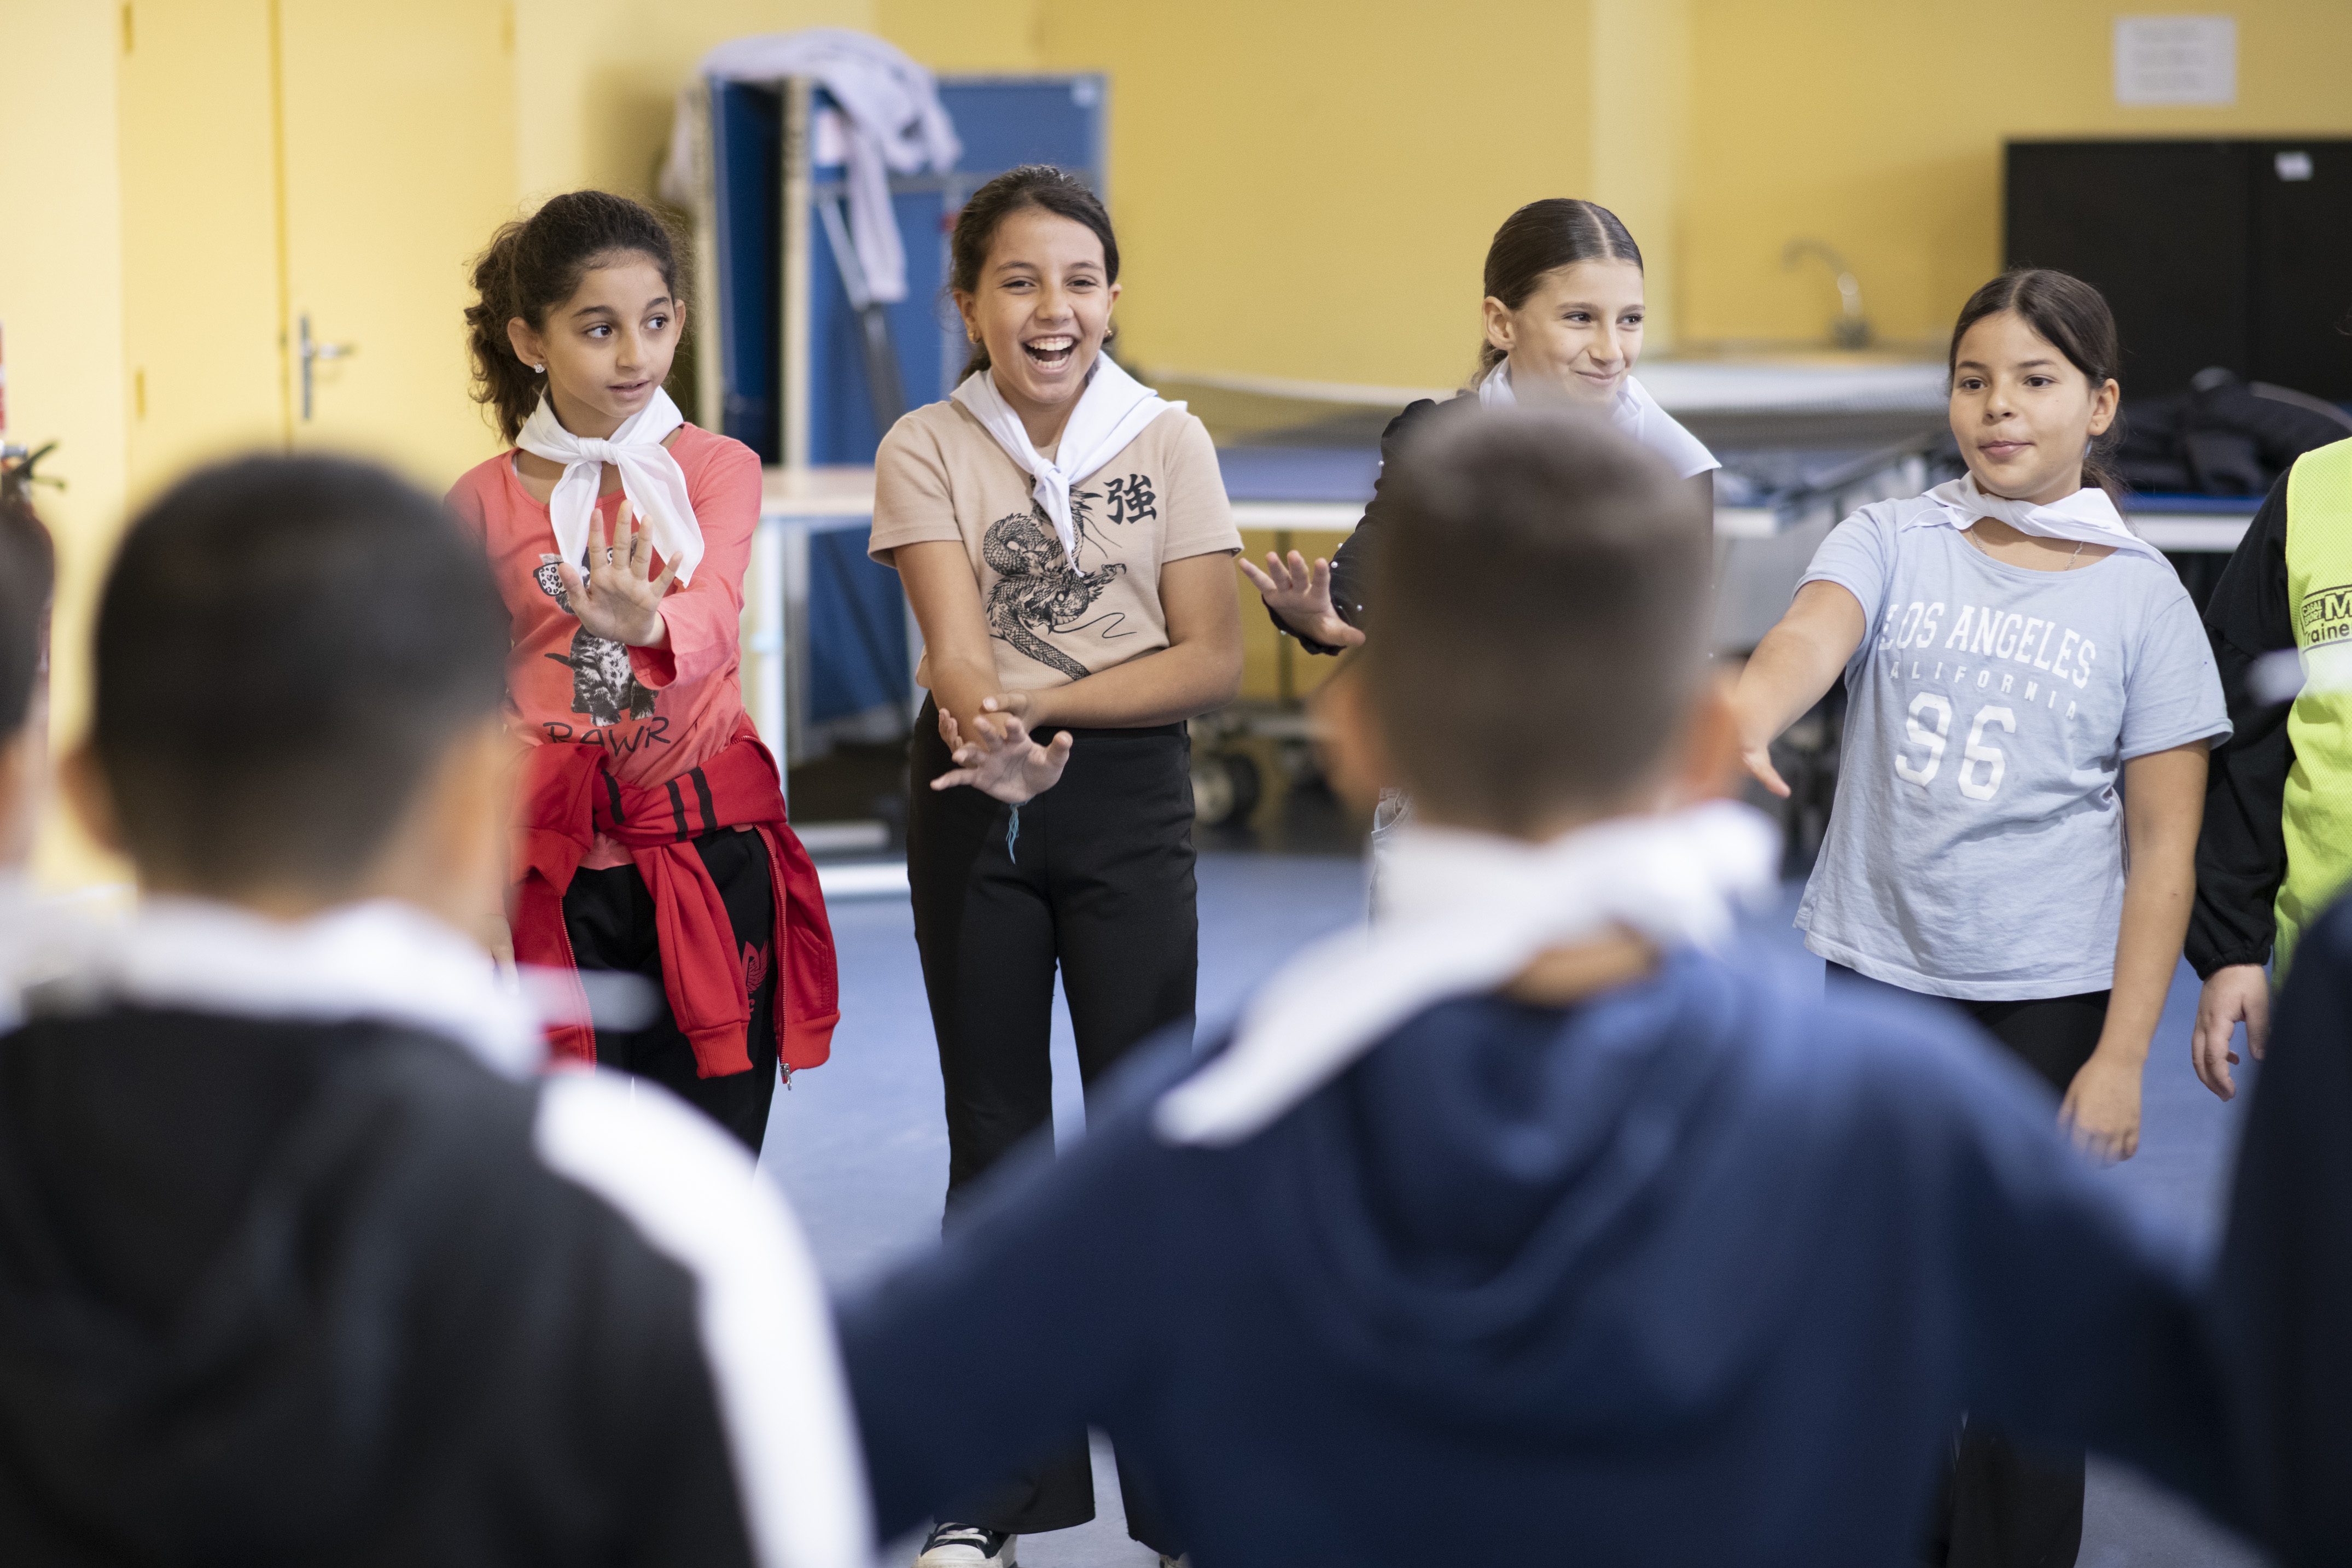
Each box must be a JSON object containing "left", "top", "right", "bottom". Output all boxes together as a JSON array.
[
  {"left": 0, "top": 456, "right": 868, "bottom": 1566},
  {"left": 837, "top": 407, "right": 2258, "bottom": 1568},
  {"left": 0, "top": 483, "right": 62, "bottom": 1005}
]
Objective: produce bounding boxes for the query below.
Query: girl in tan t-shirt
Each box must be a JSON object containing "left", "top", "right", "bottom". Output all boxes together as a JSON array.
[{"left": 867, "top": 165, "right": 1240, "bottom": 1568}]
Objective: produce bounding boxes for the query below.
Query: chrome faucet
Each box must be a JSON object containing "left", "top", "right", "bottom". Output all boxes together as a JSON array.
[{"left": 1783, "top": 239, "right": 1872, "bottom": 350}]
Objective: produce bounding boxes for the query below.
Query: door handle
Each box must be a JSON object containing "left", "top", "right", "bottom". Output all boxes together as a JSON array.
[{"left": 297, "top": 314, "right": 357, "bottom": 421}]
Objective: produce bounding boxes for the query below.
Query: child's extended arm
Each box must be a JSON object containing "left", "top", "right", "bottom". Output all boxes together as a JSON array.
[
  {"left": 2060, "top": 741, "right": 2210, "bottom": 1163},
  {"left": 1730, "top": 580, "right": 1867, "bottom": 795}
]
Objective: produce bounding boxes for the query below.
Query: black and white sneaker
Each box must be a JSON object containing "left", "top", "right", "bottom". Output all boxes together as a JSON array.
[{"left": 913, "top": 1522, "right": 1016, "bottom": 1566}]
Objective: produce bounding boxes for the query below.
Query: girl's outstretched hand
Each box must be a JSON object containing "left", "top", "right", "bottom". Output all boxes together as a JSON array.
[
  {"left": 1238, "top": 550, "right": 1365, "bottom": 649},
  {"left": 2059, "top": 1050, "right": 2143, "bottom": 1164},
  {"left": 1738, "top": 740, "right": 1790, "bottom": 798},
  {"left": 557, "top": 497, "right": 678, "bottom": 648},
  {"left": 933, "top": 703, "right": 1073, "bottom": 804}
]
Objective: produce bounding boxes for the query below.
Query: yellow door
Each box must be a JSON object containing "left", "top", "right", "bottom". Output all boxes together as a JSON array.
[
  {"left": 279, "top": 0, "right": 518, "bottom": 488},
  {"left": 118, "top": 0, "right": 285, "bottom": 505},
  {"left": 77, "top": 1, "right": 522, "bottom": 892}
]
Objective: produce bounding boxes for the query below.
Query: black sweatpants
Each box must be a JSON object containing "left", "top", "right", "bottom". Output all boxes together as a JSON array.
[
  {"left": 563, "top": 826, "right": 779, "bottom": 1156},
  {"left": 906, "top": 697, "right": 1196, "bottom": 1550},
  {"left": 1826, "top": 963, "right": 2106, "bottom": 1568}
]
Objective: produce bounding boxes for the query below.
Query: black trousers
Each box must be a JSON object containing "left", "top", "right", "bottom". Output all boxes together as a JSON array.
[
  {"left": 562, "top": 826, "right": 779, "bottom": 1155},
  {"left": 906, "top": 697, "right": 1196, "bottom": 1550},
  {"left": 1826, "top": 963, "right": 2105, "bottom": 1568}
]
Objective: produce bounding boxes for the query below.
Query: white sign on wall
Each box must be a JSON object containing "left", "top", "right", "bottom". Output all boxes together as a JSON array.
[{"left": 2114, "top": 15, "right": 2238, "bottom": 106}]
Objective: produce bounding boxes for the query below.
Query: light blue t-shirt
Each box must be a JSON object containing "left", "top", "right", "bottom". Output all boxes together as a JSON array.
[{"left": 1794, "top": 496, "right": 2230, "bottom": 999}]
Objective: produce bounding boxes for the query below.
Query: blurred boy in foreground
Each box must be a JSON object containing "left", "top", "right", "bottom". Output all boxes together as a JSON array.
[
  {"left": 0, "top": 457, "right": 866, "bottom": 1567},
  {"left": 840, "top": 409, "right": 2256, "bottom": 1567}
]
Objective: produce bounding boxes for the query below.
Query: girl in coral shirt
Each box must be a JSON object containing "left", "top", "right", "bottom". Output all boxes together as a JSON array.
[{"left": 449, "top": 190, "right": 836, "bottom": 1152}]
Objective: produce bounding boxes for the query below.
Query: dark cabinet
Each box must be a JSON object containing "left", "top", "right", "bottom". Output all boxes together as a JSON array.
[{"left": 2006, "top": 139, "right": 2352, "bottom": 400}]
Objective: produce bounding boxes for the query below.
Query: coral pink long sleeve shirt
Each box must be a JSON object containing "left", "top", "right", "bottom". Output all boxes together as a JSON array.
[{"left": 448, "top": 424, "right": 765, "bottom": 868}]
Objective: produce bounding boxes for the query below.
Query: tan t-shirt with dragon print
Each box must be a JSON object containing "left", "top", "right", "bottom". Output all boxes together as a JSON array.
[{"left": 869, "top": 396, "right": 1242, "bottom": 693}]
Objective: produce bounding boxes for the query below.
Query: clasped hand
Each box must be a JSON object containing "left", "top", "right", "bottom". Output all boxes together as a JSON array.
[
  {"left": 930, "top": 693, "right": 1073, "bottom": 805},
  {"left": 557, "top": 498, "right": 677, "bottom": 647}
]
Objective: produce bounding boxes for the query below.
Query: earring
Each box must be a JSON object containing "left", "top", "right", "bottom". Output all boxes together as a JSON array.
[{"left": 533, "top": 363, "right": 545, "bottom": 374}]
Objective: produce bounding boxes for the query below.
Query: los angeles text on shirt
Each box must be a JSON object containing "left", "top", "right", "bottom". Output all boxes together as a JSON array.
[{"left": 1872, "top": 598, "right": 2103, "bottom": 801}]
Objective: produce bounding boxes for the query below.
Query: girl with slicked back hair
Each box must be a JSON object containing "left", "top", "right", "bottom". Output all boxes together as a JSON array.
[
  {"left": 1243, "top": 197, "right": 1720, "bottom": 659},
  {"left": 449, "top": 189, "right": 839, "bottom": 1162},
  {"left": 1241, "top": 197, "right": 1721, "bottom": 887}
]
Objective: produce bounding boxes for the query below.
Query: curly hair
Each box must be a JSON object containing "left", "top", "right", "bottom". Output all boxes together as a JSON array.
[{"left": 464, "top": 190, "right": 688, "bottom": 442}]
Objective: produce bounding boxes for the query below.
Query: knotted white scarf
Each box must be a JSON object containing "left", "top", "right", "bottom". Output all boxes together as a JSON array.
[
  {"left": 952, "top": 356, "right": 1177, "bottom": 576},
  {"left": 1912, "top": 473, "right": 2165, "bottom": 567},
  {"left": 516, "top": 388, "right": 705, "bottom": 586},
  {"left": 1155, "top": 799, "right": 1782, "bottom": 1147}
]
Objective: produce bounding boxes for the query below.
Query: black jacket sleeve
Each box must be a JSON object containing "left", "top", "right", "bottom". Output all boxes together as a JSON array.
[
  {"left": 2214, "top": 895, "right": 2352, "bottom": 1560},
  {"left": 2186, "top": 474, "right": 2296, "bottom": 978},
  {"left": 1264, "top": 398, "right": 1448, "bottom": 655}
]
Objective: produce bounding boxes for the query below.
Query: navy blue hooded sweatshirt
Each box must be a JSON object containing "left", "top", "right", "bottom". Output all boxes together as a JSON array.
[{"left": 839, "top": 948, "right": 2235, "bottom": 1566}]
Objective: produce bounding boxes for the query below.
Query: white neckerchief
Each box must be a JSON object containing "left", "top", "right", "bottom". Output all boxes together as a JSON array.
[
  {"left": 0, "top": 875, "right": 98, "bottom": 1031},
  {"left": 1476, "top": 359, "right": 1520, "bottom": 410},
  {"left": 55, "top": 897, "right": 543, "bottom": 1079},
  {"left": 952, "top": 357, "right": 1177, "bottom": 575},
  {"left": 1913, "top": 473, "right": 2166, "bottom": 567},
  {"left": 1476, "top": 362, "right": 1719, "bottom": 479},
  {"left": 1480, "top": 358, "right": 1644, "bottom": 421},
  {"left": 515, "top": 388, "right": 705, "bottom": 586},
  {"left": 1155, "top": 800, "right": 1781, "bottom": 1147}
]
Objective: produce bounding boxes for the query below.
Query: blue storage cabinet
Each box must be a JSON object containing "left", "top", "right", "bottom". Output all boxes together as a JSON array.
[
  {"left": 699, "top": 72, "right": 1105, "bottom": 761},
  {"left": 706, "top": 74, "right": 1107, "bottom": 466}
]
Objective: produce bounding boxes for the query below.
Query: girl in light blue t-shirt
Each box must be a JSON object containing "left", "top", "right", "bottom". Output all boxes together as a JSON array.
[{"left": 1731, "top": 267, "right": 2227, "bottom": 1567}]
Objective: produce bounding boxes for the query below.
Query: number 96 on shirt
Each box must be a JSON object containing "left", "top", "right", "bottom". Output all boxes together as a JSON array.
[{"left": 1894, "top": 693, "right": 2014, "bottom": 802}]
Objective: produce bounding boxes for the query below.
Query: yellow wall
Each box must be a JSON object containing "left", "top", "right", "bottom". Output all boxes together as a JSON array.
[
  {"left": 119, "top": 0, "right": 283, "bottom": 506},
  {"left": 1683, "top": 0, "right": 2352, "bottom": 349},
  {"left": 3, "top": 0, "right": 130, "bottom": 891},
  {"left": 1027, "top": 0, "right": 1600, "bottom": 389},
  {"left": 889, "top": 0, "right": 2352, "bottom": 376}
]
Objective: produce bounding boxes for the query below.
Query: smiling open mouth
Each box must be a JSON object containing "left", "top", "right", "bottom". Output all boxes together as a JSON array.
[{"left": 1022, "top": 336, "right": 1076, "bottom": 369}]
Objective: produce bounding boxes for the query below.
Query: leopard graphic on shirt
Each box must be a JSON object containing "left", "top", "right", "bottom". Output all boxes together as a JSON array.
[
  {"left": 534, "top": 553, "right": 657, "bottom": 726},
  {"left": 979, "top": 476, "right": 1156, "bottom": 679}
]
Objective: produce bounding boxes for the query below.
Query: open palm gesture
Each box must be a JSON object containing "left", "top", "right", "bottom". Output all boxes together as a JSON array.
[
  {"left": 557, "top": 497, "right": 678, "bottom": 646},
  {"left": 1238, "top": 549, "right": 1363, "bottom": 649},
  {"left": 931, "top": 702, "right": 1072, "bottom": 805}
]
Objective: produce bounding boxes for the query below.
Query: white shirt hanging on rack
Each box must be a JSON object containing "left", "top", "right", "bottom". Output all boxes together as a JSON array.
[{"left": 659, "top": 28, "right": 960, "bottom": 307}]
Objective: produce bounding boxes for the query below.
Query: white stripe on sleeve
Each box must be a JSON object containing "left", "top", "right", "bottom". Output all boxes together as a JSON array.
[{"left": 534, "top": 1071, "right": 870, "bottom": 1568}]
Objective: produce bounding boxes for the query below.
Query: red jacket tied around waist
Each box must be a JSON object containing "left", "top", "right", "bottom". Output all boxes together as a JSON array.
[{"left": 510, "top": 723, "right": 840, "bottom": 1075}]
